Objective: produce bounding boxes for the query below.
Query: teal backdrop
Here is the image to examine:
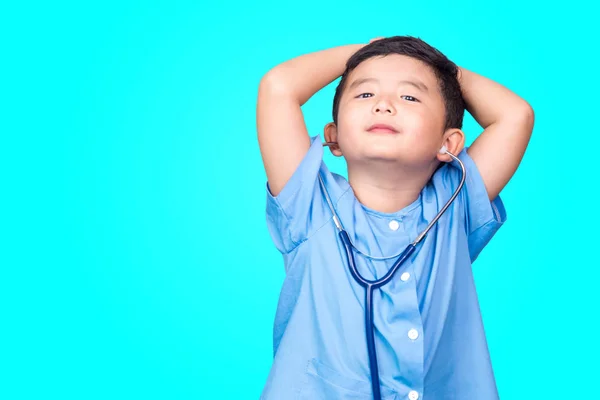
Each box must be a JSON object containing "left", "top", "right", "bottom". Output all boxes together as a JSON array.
[{"left": 2, "top": 1, "right": 598, "bottom": 398}]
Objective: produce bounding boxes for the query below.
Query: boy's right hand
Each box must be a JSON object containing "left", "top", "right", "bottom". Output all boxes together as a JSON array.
[{"left": 256, "top": 44, "right": 364, "bottom": 197}]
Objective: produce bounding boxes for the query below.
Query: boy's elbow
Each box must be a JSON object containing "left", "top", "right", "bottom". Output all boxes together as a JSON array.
[
  {"left": 507, "top": 101, "right": 534, "bottom": 135},
  {"left": 259, "top": 68, "right": 292, "bottom": 98},
  {"left": 523, "top": 103, "right": 535, "bottom": 137},
  {"left": 519, "top": 101, "right": 535, "bottom": 129},
  {"left": 524, "top": 101, "right": 534, "bottom": 119}
]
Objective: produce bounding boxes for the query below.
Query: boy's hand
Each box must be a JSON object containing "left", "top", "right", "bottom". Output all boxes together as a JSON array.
[{"left": 257, "top": 44, "right": 364, "bottom": 196}]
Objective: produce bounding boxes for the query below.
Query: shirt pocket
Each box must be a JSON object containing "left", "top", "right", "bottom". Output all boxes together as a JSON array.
[{"left": 297, "top": 358, "right": 399, "bottom": 400}]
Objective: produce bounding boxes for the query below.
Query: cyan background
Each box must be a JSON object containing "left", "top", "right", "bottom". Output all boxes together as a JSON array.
[{"left": 1, "top": 1, "right": 597, "bottom": 398}]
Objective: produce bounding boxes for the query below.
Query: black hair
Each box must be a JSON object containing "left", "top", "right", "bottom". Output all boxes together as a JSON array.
[{"left": 332, "top": 36, "right": 465, "bottom": 131}]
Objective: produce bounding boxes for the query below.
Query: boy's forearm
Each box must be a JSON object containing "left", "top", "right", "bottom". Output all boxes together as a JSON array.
[
  {"left": 458, "top": 67, "right": 533, "bottom": 128},
  {"left": 261, "top": 44, "right": 365, "bottom": 105}
]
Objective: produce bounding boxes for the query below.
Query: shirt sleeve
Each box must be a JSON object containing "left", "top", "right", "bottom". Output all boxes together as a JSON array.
[
  {"left": 264, "top": 135, "right": 330, "bottom": 254},
  {"left": 434, "top": 146, "right": 507, "bottom": 262}
]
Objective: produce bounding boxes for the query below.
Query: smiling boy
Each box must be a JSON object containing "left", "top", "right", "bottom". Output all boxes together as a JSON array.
[{"left": 257, "top": 36, "right": 534, "bottom": 399}]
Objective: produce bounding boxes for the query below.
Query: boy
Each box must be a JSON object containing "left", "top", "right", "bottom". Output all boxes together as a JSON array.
[{"left": 256, "top": 36, "right": 534, "bottom": 399}]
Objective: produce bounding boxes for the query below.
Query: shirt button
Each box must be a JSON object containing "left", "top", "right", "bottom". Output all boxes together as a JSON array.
[
  {"left": 388, "top": 220, "right": 400, "bottom": 230},
  {"left": 408, "top": 329, "right": 419, "bottom": 340},
  {"left": 400, "top": 272, "right": 410, "bottom": 281},
  {"left": 408, "top": 390, "right": 419, "bottom": 400}
]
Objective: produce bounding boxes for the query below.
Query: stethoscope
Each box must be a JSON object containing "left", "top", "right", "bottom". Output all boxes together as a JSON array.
[{"left": 319, "top": 141, "right": 466, "bottom": 400}]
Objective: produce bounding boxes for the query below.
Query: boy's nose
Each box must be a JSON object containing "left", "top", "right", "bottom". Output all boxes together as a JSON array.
[
  {"left": 373, "top": 99, "right": 396, "bottom": 115},
  {"left": 374, "top": 106, "right": 394, "bottom": 114}
]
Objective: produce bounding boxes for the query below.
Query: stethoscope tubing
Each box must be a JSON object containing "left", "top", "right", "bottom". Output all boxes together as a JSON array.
[{"left": 319, "top": 143, "right": 466, "bottom": 400}]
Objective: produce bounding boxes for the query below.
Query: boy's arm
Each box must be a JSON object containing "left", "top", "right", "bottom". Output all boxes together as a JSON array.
[
  {"left": 257, "top": 43, "right": 364, "bottom": 197},
  {"left": 458, "top": 67, "right": 535, "bottom": 201}
]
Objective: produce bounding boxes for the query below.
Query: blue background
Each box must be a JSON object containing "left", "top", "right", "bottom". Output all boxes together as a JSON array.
[{"left": 1, "top": 1, "right": 598, "bottom": 398}]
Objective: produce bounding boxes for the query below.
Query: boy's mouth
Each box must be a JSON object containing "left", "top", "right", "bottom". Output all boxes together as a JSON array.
[{"left": 367, "top": 123, "right": 399, "bottom": 133}]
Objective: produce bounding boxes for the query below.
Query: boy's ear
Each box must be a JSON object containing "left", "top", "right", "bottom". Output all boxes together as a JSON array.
[
  {"left": 437, "top": 128, "right": 465, "bottom": 163},
  {"left": 324, "top": 122, "right": 343, "bottom": 157}
]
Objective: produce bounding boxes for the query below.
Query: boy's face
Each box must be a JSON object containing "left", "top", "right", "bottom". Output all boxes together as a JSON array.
[{"left": 328, "top": 54, "right": 449, "bottom": 169}]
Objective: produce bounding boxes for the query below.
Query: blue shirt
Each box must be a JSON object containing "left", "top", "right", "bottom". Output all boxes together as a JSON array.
[{"left": 260, "top": 135, "right": 507, "bottom": 400}]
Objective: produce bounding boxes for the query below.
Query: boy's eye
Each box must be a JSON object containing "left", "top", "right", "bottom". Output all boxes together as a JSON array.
[{"left": 356, "top": 93, "right": 419, "bottom": 102}]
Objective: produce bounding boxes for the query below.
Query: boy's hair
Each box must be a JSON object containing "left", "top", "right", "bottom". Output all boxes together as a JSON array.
[{"left": 332, "top": 36, "right": 466, "bottom": 131}]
